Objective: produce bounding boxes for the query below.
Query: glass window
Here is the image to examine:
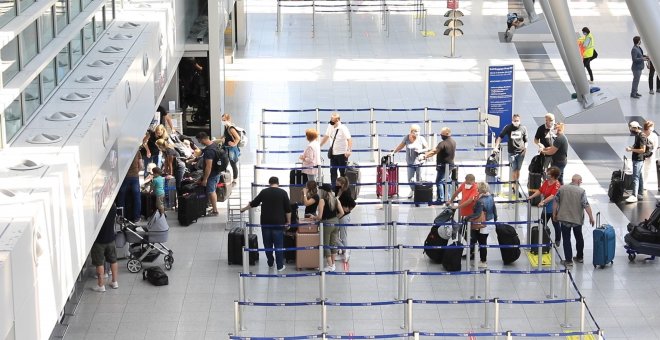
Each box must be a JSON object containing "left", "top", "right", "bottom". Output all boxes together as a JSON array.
[
  {"left": 20, "top": 21, "right": 38, "bottom": 66},
  {"left": 105, "top": 0, "right": 114, "bottom": 21},
  {"left": 19, "top": 0, "right": 35, "bottom": 14},
  {"left": 83, "top": 21, "right": 94, "bottom": 53},
  {"left": 56, "top": 45, "right": 70, "bottom": 84},
  {"left": 2, "top": 37, "right": 19, "bottom": 86},
  {"left": 4, "top": 97, "right": 22, "bottom": 142},
  {"left": 41, "top": 59, "right": 56, "bottom": 98},
  {"left": 94, "top": 7, "right": 104, "bottom": 38},
  {"left": 41, "top": 7, "right": 54, "bottom": 48},
  {"left": 23, "top": 77, "right": 40, "bottom": 121},
  {"left": 70, "top": 31, "right": 82, "bottom": 65},
  {"left": 70, "top": 0, "right": 81, "bottom": 21},
  {"left": 55, "top": 0, "right": 67, "bottom": 33},
  {"left": 0, "top": 1, "right": 16, "bottom": 28}
]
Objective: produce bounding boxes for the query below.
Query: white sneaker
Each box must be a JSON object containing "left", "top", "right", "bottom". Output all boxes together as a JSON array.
[
  {"left": 343, "top": 250, "right": 350, "bottom": 263},
  {"left": 92, "top": 285, "right": 106, "bottom": 292},
  {"left": 407, "top": 193, "right": 414, "bottom": 199},
  {"left": 626, "top": 195, "right": 638, "bottom": 203},
  {"left": 650, "top": 90, "right": 655, "bottom": 95},
  {"left": 324, "top": 264, "right": 336, "bottom": 272},
  {"left": 478, "top": 261, "right": 488, "bottom": 269},
  {"left": 109, "top": 281, "right": 119, "bottom": 289},
  {"left": 277, "top": 265, "right": 286, "bottom": 272}
]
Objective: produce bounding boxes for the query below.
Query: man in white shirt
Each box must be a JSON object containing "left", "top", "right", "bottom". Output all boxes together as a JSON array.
[{"left": 320, "top": 113, "right": 353, "bottom": 187}]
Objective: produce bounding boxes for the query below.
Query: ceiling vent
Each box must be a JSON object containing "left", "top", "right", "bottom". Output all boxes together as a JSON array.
[
  {"left": 61, "top": 92, "right": 91, "bottom": 101},
  {"left": 46, "top": 111, "right": 79, "bottom": 121},
  {"left": 27, "top": 133, "right": 62, "bottom": 144},
  {"left": 110, "top": 33, "right": 134, "bottom": 40},
  {"left": 99, "top": 46, "right": 124, "bottom": 53},
  {"left": 88, "top": 60, "right": 115, "bottom": 67},
  {"left": 119, "top": 22, "right": 140, "bottom": 29},
  {"left": 75, "top": 75, "right": 104, "bottom": 83},
  {"left": 8, "top": 159, "right": 44, "bottom": 171}
]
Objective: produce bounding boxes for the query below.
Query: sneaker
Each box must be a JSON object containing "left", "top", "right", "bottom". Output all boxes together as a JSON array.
[
  {"left": 626, "top": 195, "right": 638, "bottom": 203},
  {"left": 554, "top": 240, "right": 561, "bottom": 247},
  {"left": 478, "top": 261, "right": 488, "bottom": 269},
  {"left": 637, "top": 195, "right": 644, "bottom": 200},
  {"left": 94, "top": 273, "right": 109, "bottom": 279},
  {"left": 589, "top": 80, "right": 594, "bottom": 84},
  {"left": 407, "top": 193, "right": 414, "bottom": 199},
  {"left": 561, "top": 260, "right": 573, "bottom": 267},
  {"left": 277, "top": 265, "right": 286, "bottom": 272},
  {"left": 109, "top": 281, "right": 119, "bottom": 289},
  {"left": 651, "top": 90, "right": 655, "bottom": 95},
  {"left": 324, "top": 264, "right": 336, "bottom": 272},
  {"left": 92, "top": 285, "right": 106, "bottom": 292},
  {"left": 267, "top": 261, "right": 274, "bottom": 268},
  {"left": 573, "top": 257, "right": 584, "bottom": 263}
]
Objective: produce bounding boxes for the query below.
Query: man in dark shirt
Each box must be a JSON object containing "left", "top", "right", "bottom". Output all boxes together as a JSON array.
[
  {"left": 493, "top": 114, "right": 528, "bottom": 194},
  {"left": 534, "top": 113, "right": 556, "bottom": 172},
  {"left": 196, "top": 132, "right": 229, "bottom": 216},
  {"left": 241, "top": 176, "right": 292, "bottom": 271},
  {"left": 542, "top": 123, "right": 568, "bottom": 184},
  {"left": 91, "top": 204, "right": 119, "bottom": 292},
  {"left": 626, "top": 121, "right": 647, "bottom": 203},
  {"left": 423, "top": 127, "right": 457, "bottom": 203}
]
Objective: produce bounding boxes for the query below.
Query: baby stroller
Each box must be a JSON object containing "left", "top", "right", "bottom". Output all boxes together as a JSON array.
[{"left": 116, "top": 211, "right": 175, "bottom": 273}]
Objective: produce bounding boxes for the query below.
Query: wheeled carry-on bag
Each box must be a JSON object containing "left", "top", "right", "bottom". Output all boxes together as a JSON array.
[
  {"left": 345, "top": 162, "right": 361, "bottom": 200},
  {"left": 495, "top": 224, "right": 521, "bottom": 264},
  {"left": 377, "top": 155, "right": 399, "bottom": 198},
  {"left": 296, "top": 231, "right": 320, "bottom": 270},
  {"left": 228, "top": 227, "right": 259, "bottom": 265},
  {"left": 609, "top": 156, "right": 633, "bottom": 202},
  {"left": 284, "top": 231, "right": 296, "bottom": 263},
  {"left": 593, "top": 212, "right": 615, "bottom": 268},
  {"left": 414, "top": 182, "right": 434, "bottom": 206},
  {"left": 289, "top": 163, "right": 308, "bottom": 204},
  {"left": 141, "top": 192, "right": 157, "bottom": 219}
]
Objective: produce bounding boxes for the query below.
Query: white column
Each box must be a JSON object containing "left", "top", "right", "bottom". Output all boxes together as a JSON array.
[
  {"left": 208, "top": 0, "right": 227, "bottom": 137},
  {"left": 236, "top": 0, "right": 248, "bottom": 47},
  {"left": 626, "top": 0, "right": 660, "bottom": 70}
]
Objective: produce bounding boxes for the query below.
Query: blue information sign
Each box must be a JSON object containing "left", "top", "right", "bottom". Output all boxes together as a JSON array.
[{"left": 487, "top": 65, "right": 514, "bottom": 138}]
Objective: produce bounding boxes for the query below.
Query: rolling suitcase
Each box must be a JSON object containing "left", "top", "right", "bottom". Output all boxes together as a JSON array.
[
  {"left": 296, "top": 231, "right": 320, "bottom": 270},
  {"left": 216, "top": 171, "right": 232, "bottom": 202},
  {"left": 164, "top": 177, "right": 177, "bottom": 209},
  {"left": 345, "top": 162, "right": 361, "bottom": 200},
  {"left": 141, "top": 192, "right": 157, "bottom": 218},
  {"left": 376, "top": 155, "right": 399, "bottom": 197},
  {"left": 593, "top": 212, "right": 615, "bottom": 268},
  {"left": 609, "top": 156, "right": 633, "bottom": 202},
  {"left": 228, "top": 227, "right": 259, "bottom": 265},
  {"left": 177, "top": 192, "right": 200, "bottom": 226},
  {"left": 424, "top": 226, "right": 448, "bottom": 263},
  {"left": 414, "top": 182, "right": 433, "bottom": 206},
  {"left": 289, "top": 164, "right": 307, "bottom": 204},
  {"left": 284, "top": 231, "right": 297, "bottom": 263},
  {"left": 528, "top": 172, "right": 542, "bottom": 205},
  {"left": 442, "top": 240, "right": 463, "bottom": 272},
  {"left": 529, "top": 225, "right": 551, "bottom": 254},
  {"left": 495, "top": 224, "right": 521, "bottom": 264}
]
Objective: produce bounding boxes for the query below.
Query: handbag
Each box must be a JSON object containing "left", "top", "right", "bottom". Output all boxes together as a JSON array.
[
  {"left": 592, "top": 49, "right": 598, "bottom": 59},
  {"left": 470, "top": 211, "right": 486, "bottom": 230},
  {"left": 327, "top": 129, "right": 339, "bottom": 159}
]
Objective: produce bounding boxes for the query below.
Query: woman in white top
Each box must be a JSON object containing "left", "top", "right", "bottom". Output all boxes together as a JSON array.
[
  {"left": 643, "top": 120, "right": 658, "bottom": 190},
  {"left": 300, "top": 128, "right": 321, "bottom": 182},
  {"left": 391, "top": 124, "right": 429, "bottom": 198}
]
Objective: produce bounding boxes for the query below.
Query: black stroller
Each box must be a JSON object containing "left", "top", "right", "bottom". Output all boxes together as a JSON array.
[{"left": 116, "top": 211, "right": 174, "bottom": 273}]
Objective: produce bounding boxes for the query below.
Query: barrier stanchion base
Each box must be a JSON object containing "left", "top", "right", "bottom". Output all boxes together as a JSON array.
[
  {"left": 564, "top": 330, "right": 595, "bottom": 339},
  {"left": 526, "top": 251, "right": 553, "bottom": 266}
]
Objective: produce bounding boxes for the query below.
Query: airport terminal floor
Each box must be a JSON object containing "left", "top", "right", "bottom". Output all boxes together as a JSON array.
[{"left": 66, "top": 1, "right": 660, "bottom": 339}]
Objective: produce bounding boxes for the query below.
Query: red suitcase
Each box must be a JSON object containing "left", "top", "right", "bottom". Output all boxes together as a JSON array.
[{"left": 376, "top": 165, "right": 399, "bottom": 197}]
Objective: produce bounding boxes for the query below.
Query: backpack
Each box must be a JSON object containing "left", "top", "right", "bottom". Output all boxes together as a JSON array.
[
  {"left": 507, "top": 13, "right": 518, "bottom": 24},
  {"left": 528, "top": 154, "right": 544, "bottom": 173},
  {"left": 423, "top": 226, "right": 448, "bottom": 263},
  {"left": 485, "top": 153, "right": 498, "bottom": 177},
  {"left": 143, "top": 266, "right": 169, "bottom": 286},
  {"left": 643, "top": 135, "right": 654, "bottom": 159},
  {"left": 227, "top": 125, "right": 248, "bottom": 148}
]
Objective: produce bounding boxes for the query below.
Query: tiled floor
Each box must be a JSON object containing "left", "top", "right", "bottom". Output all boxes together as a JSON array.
[{"left": 66, "top": 1, "right": 660, "bottom": 339}]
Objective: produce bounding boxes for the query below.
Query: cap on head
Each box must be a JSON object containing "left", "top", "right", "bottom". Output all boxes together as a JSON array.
[{"left": 629, "top": 121, "right": 641, "bottom": 129}]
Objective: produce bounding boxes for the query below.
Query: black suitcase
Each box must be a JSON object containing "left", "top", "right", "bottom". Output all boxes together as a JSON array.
[
  {"left": 228, "top": 227, "right": 259, "bottom": 265},
  {"left": 177, "top": 193, "right": 200, "bottom": 226},
  {"left": 141, "top": 192, "right": 157, "bottom": 218},
  {"left": 608, "top": 174, "right": 625, "bottom": 202},
  {"left": 284, "top": 231, "right": 296, "bottom": 263},
  {"left": 442, "top": 240, "right": 463, "bottom": 272},
  {"left": 495, "top": 224, "right": 521, "bottom": 264},
  {"left": 424, "top": 226, "right": 448, "bottom": 263},
  {"left": 629, "top": 224, "right": 660, "bottom": 243},
  {"left": 530, "top": 225, "right": 551, "bottom": 254},
  {"left": 345, "top": 163, "right": 361, "bottom": 200},
  {"left": 528, "top": 172, "right": 542, "bottom": 205},
  {"left": 414, "top": 182, "right": 434, "bottom": 206}
]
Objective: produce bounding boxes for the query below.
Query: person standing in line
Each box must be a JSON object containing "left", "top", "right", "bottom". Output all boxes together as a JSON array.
[
  {"left": 315, "top": 183, "right": 344, "bottom": 272},
  {"left": 553, "top": 174, "right": 595, "bottom": 268},
  {"left": 422, "top": 127, "right": 456, "bottom": 204},
  {"left": 626, "top": 121, "right": 648, "bottom": 203},
  {"left": 117, "top": 150, "right": 142, "bottom": 222},
  {"left": 542, "top": 123, "right": 568, "bottom": 184},
  {"left": 631, "top": 36, "right": 649, "bottom": 99},
  {"left": 196, "top": 131, "right": 229, "bottom": 216},
  {"left": 642, "top": 121, "right": 658, "bottom": 192},
  {"left": 391, "top": 124, "right": 429, "bottom": 198},
  {"left": 447, "top": 174, "right": 479, "bottom": 220},
  {"left": 302, "top": 180, "right": 320, "bottom": 217},
  {"left": 334, "top": 176, "right": 356, "bottom": 263},
  {"left": 91, "top": 204, "right": 119, "bottom": 292},
  {"left": 240, "top": 176, "right": 292, "bottom": 271},
  {"left": 320, "top": 113, "right": 352, "bottom": 188},
  {"left": 221, "top": 113, "right": 242, "bottom": 182},
  {"left": 141, "top": 128, "right": 160, "bottom": 179},
  {"left": 493, "top": 114, "right": 528, "bottom": 195},
  {"left": 648, "top": 60, "right": 659, "bottom": 94},
  {"left": 300, "top": 128, "right": 321, "bottom": 182},
  {"left": 157, "top": 105, "right": 176, "bottom": 134},
  {"left": 528, "top": 166, "right": 562, "bottom": 246},
  {"left": 534, "top": 113, "right": 556, "bottom": 173},
  {"left": 465, "top": 182, "right": 497, "bottom": 269},
  {"left": 578, "top": 27, "right": 596, "bottom": 83}
]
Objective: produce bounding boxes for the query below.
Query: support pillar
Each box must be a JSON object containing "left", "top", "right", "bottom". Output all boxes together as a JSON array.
[
  {"left": 208, "top": 0, "right": 227, "bottom": 137},
  {"left": 522, "top": 0, "right": 538, "bottom": 22},
  {"left": 626, "top": 0, "right": 660, "bottom": 71}
]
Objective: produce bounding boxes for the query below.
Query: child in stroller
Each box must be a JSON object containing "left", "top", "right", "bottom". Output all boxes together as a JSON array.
[{"left": 116, "top": 210, "right": 174, "bottom": 273}]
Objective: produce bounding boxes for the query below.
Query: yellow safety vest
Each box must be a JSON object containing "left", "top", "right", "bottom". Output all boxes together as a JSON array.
[{"left": 579, "top": 33, "right": 595, "bottom": 58}]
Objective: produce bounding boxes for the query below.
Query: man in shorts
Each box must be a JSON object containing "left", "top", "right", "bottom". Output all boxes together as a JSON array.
[
  {"left": 493, "top": 114, "right": 528, "bottom": 196},
  {"left": 196, "top": 131, "right": 229, "bottom": 216},
  {"left": 91, "top": 204, "right": 119, "bottom": 292}
]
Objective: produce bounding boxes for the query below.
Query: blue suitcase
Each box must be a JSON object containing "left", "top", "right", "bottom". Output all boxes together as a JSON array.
[{"left": 593, "top": 213, "right": 615, "bottom": 268}]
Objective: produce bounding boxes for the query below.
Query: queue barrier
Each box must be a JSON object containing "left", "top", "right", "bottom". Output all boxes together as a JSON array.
[{"left": 230, "top": 329, "right": 603, "bottom": 339}]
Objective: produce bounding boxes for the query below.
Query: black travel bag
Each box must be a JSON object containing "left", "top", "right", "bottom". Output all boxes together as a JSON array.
[
  {"left": 495, "top": 224, "right": 521, "bottom": 264},
  {"left": 228, "top": 227, "right": 259, "bottom": 265},
  {"left": 143, "top": 266, "right": 169, "bottom": 286}
]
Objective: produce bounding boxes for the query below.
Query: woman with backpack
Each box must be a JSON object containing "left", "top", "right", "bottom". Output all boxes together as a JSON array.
[
  {"left": 221, "top": 113, "right": 242, "bottom": 182},
  {"left": 155, "top": 138, "right": 187, "bottom": 191},
  {"left": 315, "top": 183, "right": 344, "bottom": 272},
  {"left": 334, "top": 177, "right": 357, "bottom": 263},
  {"left": 466, "top": 182, "right": 498, "bottom": 269}
]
